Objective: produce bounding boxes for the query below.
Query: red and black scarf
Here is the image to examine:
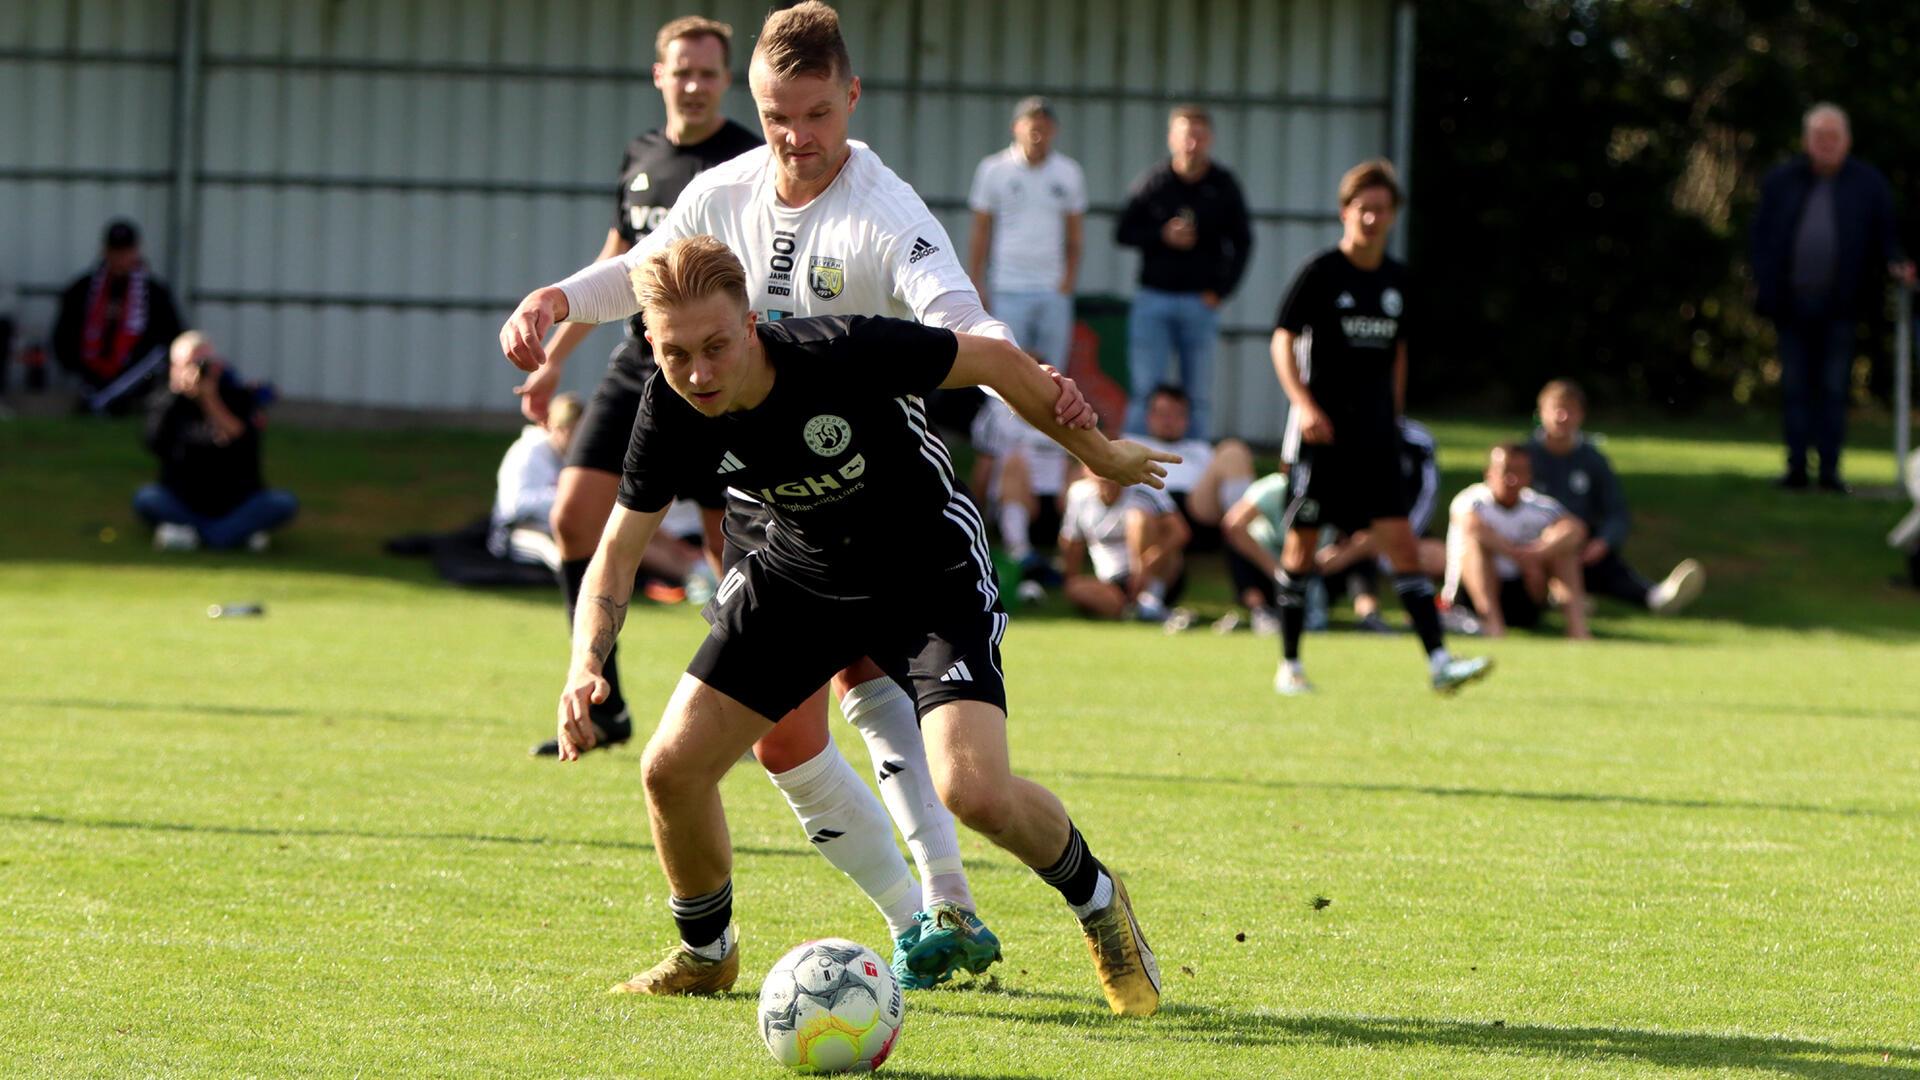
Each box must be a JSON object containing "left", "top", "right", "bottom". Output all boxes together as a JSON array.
[{"left": 80, "top": 262, "right": 149, "bottom": 380}]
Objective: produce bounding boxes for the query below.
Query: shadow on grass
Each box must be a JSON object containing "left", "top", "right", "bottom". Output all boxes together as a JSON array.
[
  {"left": 11, "top": 695, "right": 434, "bottom": 726},
  {"left": 929, "top": 990, "right": 1915, "bottom": 1077},
  {"left": 0, "top": 810, "right": 812, "bottom": 861},
  {"left": 1061, "top": 770, "right": 1913, "bottom": 820}
]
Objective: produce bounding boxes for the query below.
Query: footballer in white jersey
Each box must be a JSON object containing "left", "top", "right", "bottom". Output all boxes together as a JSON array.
[{"left": 557, "top": 141, "right": 977, "bottom": 331}]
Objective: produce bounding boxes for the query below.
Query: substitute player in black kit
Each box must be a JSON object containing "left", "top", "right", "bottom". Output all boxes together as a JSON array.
[
  {"left": 554, "top": 236, "right": 1171, "bottom": 1017},
  {"left": 517, "top": 16, "right": 760, "bottom": 754},
  {"left": 1270, "top": 160, "right": 1491, "bottom": 695}
]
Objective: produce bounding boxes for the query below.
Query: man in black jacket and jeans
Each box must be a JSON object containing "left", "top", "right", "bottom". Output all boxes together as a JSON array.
[
  {"left": 1116, "top": 105, "right": 1252, "bottom": 440},
  {"left": 1750, "top": 103, "right": 1915, "bottom": 492},
  {"left": 135, "top": 332, "right": 297, "bottom": 551}
]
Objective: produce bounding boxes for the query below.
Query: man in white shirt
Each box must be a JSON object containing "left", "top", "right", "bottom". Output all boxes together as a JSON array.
[
  {"left": 966, "top": 96, "right": 1087, "bottom": 372},
  {"left": 496, "top": 1, "right": 1097, "bottom": 997},
  {"left": 1058, "top": 475, "right": 1189, "bottom": 622},
  {"left": 1444, "top": 443, "right": 1591, "bottom": 639}
]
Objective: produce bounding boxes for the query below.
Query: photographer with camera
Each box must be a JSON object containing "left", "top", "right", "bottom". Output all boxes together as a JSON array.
[{"left": 133, "top": 331, "right": 297, "bottom": 551}]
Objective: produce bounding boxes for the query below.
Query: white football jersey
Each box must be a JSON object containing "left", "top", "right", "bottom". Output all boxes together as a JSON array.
[
  {"left": 1059, "top": 477, "right": 1176, "bottom": 584},
  {"left": 970, "top": 399, "right": 1070, "bottom": 498},
  {"left": 1443, "top": 482, "right": 1567, "bottom": 598},
  {"left": 559, "top": 141, "right": 975, "bottom": 328}
]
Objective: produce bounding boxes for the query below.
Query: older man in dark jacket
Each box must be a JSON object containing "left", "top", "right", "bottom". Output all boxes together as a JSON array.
[{"left": 1750, "top": 104, "right": 1915, "bottom": 493}]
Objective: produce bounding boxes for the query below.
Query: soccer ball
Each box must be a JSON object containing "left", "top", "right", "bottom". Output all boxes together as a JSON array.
[{"left": 758, "top": 938, "right": 904, "bottom": 1074}]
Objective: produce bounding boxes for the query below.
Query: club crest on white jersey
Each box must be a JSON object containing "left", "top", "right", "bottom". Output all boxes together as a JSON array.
[{"left": 808, "top": 256, "right": 845, "bottom": 301}]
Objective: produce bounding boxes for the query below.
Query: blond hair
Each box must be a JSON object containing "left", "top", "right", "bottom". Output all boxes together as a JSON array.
[
  {"left": 629, "top": 235, "right": 750, "bottom": 318},
  {"left": 655, "top": 15, "right": 732, "bottom": 64},
  {"left": 1168, "top": 104, "right": 1212, "bottom": 128},
  {"left": 752, "top": 1, "right": 850, "bottom": 83},
  {"left": 547, "top": 392, "right": 584, "bottom": 431},
  {"left": 1339, "top": 158, "right": 1402, "bottom": 208},
  {"left": 169, "top": 330, "right": 210, "bottom": 364}
]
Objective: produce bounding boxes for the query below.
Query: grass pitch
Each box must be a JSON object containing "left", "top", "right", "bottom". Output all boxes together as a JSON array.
[{"left": 2, "top": 413, "right": 1917, "bottom": 1078}]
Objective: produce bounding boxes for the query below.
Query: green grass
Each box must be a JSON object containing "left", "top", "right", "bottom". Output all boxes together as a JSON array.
[{"left": 2, "top": 413, "right": 1918, "bottom": 1078}]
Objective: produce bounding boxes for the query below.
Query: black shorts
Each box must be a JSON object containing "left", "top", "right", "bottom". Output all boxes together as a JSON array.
[
  {"left": 1030, "top": 493, "right": 1062, "bottom": 552},
  {"left": 568, "top": 342, "right": 725, "bottom": 508},
  {"left": 689, "top": 553, "right": 1010, "bottom": 722},
  {"left": 1168, "top": 490, "right": 1222, "bottom": 552},
  {"left": 1467, "top": 576, "right": 1542, "bottom": 629},
  {"left": 1285, "top": 441, "right": 1410, "bottom": 534}
]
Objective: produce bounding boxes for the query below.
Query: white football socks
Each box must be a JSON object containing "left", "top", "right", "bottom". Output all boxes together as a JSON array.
[
  {"left": 684, "top": 924, "right": 734, "bottom": 962},
  {"left": 1068, "top": 871, "right": 1116, "bottom": 922},
  {"left": 841, "top": 676, "right": 975, "bottom": 913},
  {"left": 767, "top": 742, "right": 922, "bottom": 938},
  {"left": 1428, "top": 647, "right": 1454, "bottom": 675},
  {"left": 998, "top": 502, "right": 1034, "bottom": 561}
]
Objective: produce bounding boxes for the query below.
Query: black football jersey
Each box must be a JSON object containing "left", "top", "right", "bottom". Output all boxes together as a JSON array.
[
  {"left": 619, "top": 316, "right": 996, "bottom": 601},
  {"left": 1275, "top": 247, "right": 1412, "bottom": 436}
]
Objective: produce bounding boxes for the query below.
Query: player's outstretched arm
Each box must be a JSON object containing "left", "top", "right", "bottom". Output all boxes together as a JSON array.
[
  {"left": 943, "top": 334, "right": 1179, "bottom": 488},
  {"left": 557, "top": 502, "right": 666, "bottom": 761},
  {"left": 513, "top": 228, "right": 634, "bottom": 419}
]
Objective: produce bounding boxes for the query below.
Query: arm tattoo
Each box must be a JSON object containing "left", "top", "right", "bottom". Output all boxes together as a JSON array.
[{"left": 586, "top": 593, "right": 628, "bottom": 667}]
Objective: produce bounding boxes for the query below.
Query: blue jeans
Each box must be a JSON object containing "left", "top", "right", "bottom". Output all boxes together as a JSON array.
[
  {"left": 1776, "top": 312, "right": 1857, "bottom": 480},
  {"left": 134, "top": 484, "right": 298, "bottom": 549},
  {"left": 991, "top": 289, "right": 1074, "bottom": 369},
  {"left": 1126, "top": 287, "right": 1219, "bottom": 437}
]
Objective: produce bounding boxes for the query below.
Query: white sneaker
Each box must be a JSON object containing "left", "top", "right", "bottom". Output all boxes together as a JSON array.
[
  {"left": 154, "top": 523, "right": 199, "bottom": 551},
  {"left": 1162, "top": 606, "right": 1198, "bottom": 634},
  {"left": 1250, "top": 607, "right": 1281, "bottom": 636},
  {"left": 1211, "top": 611, "right": 1244, "bottom": 634},
  {"left": 246, "top": 531, "right": 271, "bottom": 553},
  {"left": 1016, "top": 579, "right": 1047, "bottom": 605},
  {"left": 1273, "top": 664, "right": 1314, "bottom": 696},
  {"left": 1648, "top": 559, "right": 1704, "bottom": 615}
]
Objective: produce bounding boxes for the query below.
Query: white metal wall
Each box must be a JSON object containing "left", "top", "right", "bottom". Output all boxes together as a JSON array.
[{"left": 3, "top": 0, "right": 1402, "bottom": 441}]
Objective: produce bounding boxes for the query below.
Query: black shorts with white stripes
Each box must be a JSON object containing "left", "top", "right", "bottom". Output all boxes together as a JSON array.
[{"left": 689, "top": 552, "right": 1009, "bottom": 723}]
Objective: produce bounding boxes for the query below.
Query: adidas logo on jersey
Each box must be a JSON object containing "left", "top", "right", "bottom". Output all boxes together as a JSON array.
[
  {"left": 908, "top": 236, "right": 940, "bottom": 263},
  {"left": 716, "top": 450, "right": 746, "bottom": 474},
  {"left": 939, "top": 661, "right": 974, "bottom": 683},
  {"left": 1336, "top": 291, "right": 1357, "bottom": 309}
]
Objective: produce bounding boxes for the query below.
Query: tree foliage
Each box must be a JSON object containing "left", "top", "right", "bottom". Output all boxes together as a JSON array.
[{"left": 1412, "top": 0, "right": 1919, "bottom": 413}]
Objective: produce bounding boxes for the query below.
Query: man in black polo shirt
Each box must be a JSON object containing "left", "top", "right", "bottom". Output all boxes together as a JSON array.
[
  {"left": 514, "top": 16, "right": 761, "bottom": 755},
  {"left": 553, "top": 236, "right": 1171, "bottom": 1017},
  {"left": 1270, "top": 159, "right": 1490, "bottom": 696},
  {"left": 1115, "top": 105, "right": 1252, "bottom": 439}
]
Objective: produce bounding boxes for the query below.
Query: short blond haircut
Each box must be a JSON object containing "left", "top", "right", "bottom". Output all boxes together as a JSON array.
[
  {"left": 753, "top": 1, "right": 850, "bottom": 83},
  {"left": 547, "top": 392, "right": 584, "bottom": 431},
  {"left": 169, "top": 330, "right": 210, "bottom": 364},
  {"left": 1339, "top": 158, "right": 1402, "bottom": 208},
  {"left": 656, "top": 14, "right": 732, "bottom": 65},
  {"left": 1169, "top": 104, "right": 1212, "bottom": 128},
  {"left": 630, "top": 235, "right": 750, "bottom": 319}
]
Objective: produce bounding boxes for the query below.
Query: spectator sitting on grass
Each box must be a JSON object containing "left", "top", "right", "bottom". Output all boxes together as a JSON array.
[
  {"left": 489, "top": 392, "right": 584, "bottom": 570},
  {"left": 135, "top": 331, "right": 296, "bottom": 552},
  {"left": 970, "top": 396, "right": 1072, "bottom": 595},
  {"left": 1058, "top": 474, "right": 1189, "bottom": 622},
  {"left": 1526, "top": 379, "right": 1703, "bottom": 617},
  {"left": 1443, "top": 443, "right": 1590, "bottom": 639}
]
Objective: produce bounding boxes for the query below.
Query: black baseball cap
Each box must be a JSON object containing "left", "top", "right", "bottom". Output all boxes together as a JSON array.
[{"left": 103, "top": 219, "right": 141, "bottom": 250}]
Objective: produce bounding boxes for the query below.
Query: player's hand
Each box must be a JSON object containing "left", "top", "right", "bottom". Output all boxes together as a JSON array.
[
  {"left": 501, "top": 287, "right": 570, "bottom": 373},
  {"left": 1041, "top": 366, "right": 1099, "bottom": 430},
  {"left": 555, "top": 668, "right": 610, "bottom": 762},
  {"left": 1581, "top": 537, "right": 1609, "bottom": 566},
  {"left": 1095, "top": 440, "right": 1180, "bottom": 489},
  {"left": 1298, "top": 404, "right": 1335, "bottom": 444},
  {"left": 515, "top": 361, "right": 563, "bottom": 424},
  {"left": 1201, "top": 289, "right": 1221, "bottom": 309},
  {"left": 1893, "top": 259, "right": 1918, "bottom": 288}
]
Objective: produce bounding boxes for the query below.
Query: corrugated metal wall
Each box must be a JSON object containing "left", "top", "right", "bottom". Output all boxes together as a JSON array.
[{"left": 2, "top": 0, "right": 1404, "bottom": 441}]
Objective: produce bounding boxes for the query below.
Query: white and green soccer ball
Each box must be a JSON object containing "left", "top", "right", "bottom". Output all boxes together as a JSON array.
[{"left": 757, "top": 938, "right": 904, "bottom": 1074}]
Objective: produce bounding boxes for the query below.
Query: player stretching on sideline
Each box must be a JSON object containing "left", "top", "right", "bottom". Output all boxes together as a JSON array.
[
  {"left": 519, "top": 16, "right": 759, "bottom": 759},
  {"left": 558, "top": 237, "right": 1169, "bottom": 1016},
  {"left": 1270, "top": 160, "right": 1491, "bottom": 695},
  {"left": 501, "top": 3, "right": 1094, "bottom": 990}
]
